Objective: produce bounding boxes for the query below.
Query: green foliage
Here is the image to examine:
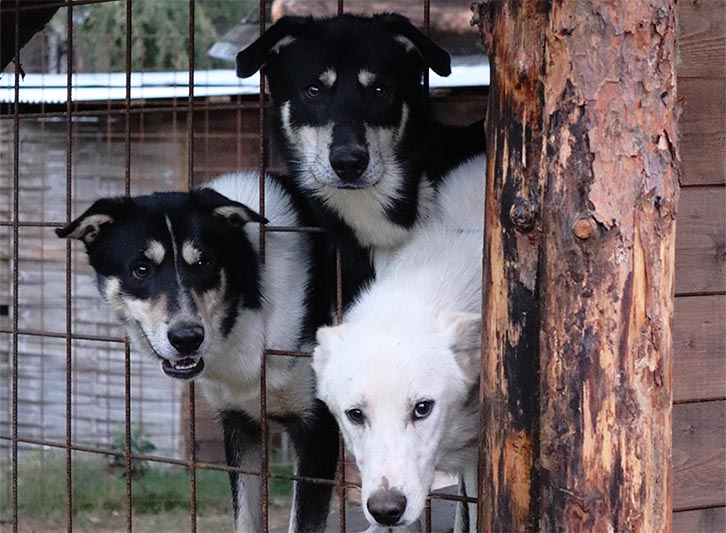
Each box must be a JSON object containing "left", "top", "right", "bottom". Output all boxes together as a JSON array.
[
  {"left": 73, "top": 0, "right": 256, "bottom": 72},
  {"left": 108, "top": 424, "right": 157, "bottom": 477}
]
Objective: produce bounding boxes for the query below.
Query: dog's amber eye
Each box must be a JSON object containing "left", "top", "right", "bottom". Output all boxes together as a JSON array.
[
  {"left": 305, "top": 84, "right": 321, "bottom": 98},
  {"left": 132, "top": 264, "right": 151, "bottom": 280},
  {"left": 412, "top": 400, "right": 434, "bottom": 420},
  {"left": 346, "top": 408, "right": 365, "bottom": 425}
]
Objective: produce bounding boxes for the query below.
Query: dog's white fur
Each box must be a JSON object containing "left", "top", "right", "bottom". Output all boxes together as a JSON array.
[{"left": 313, "top": 158, "right": 485, "bottom": 531}]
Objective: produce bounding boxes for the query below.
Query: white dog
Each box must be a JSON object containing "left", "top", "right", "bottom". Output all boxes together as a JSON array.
[{"left": 313, "top": 158, "right": 485, "bottom": 532}]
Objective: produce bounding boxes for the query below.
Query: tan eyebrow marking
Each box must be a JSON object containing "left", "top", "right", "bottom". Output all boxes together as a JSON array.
[
  {"left": 319, "top": 68, "right": 337, "bottom": 87},
  {"left": 358, "top": 69, "right": 375, "bottom": 87},
  {"left": 182, "top": 241, "right": 202, "bottom": 265},
  {"left": 144, "top": 240, "right": 166, "bottom": 265}
]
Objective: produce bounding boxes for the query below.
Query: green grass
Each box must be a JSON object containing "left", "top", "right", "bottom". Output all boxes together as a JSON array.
[
  {"left": 0, "top": 451, "right": 293, "bottom": 523},
  {"left": 269, "top": 463, "right": 294, "bottom": 503},
  {"left": 1, "top": 454, "right": 229, "bottom": 517}
]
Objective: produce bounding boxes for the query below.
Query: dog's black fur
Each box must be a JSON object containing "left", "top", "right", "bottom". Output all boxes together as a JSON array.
[{"left": 237, "top": 14, "right": 485, "bottom": 304}]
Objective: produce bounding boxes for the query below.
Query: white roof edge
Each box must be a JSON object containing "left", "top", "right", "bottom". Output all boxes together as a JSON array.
[{"left": 0, "top": 62, "right": 489, "bottom": 104}]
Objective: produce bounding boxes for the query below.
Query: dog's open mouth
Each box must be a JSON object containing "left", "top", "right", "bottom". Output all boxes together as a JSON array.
[
  {"left": 329, "top": 174, "right": 384, "bottom": 190},
  {"left": 333, "top": 182, "right": 372, "bottom": 190},
  {"left": 161, "top": 357, "right": 205, "bottom": 380}
]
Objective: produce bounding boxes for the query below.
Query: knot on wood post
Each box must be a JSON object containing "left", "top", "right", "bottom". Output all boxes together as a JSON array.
[
  {"left": 654, "top": 195, "right": 674, "bottom": 217},
  {"left": 572, "top": 217, "right": 596, "bottom": 240},
  {"left": 509, "top": 196, "right": 538, "bottom": 233}
]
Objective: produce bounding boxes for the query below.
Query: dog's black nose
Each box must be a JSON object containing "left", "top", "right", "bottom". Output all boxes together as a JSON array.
[
  {"left": 329, "top": 145, "right": 369, "bottom": 183},
  {"left": 168, "top": 323, "right": 204, "bottom": 355},
  {"left": 367, "top": 489, "right": 406, "bottom": 526}
]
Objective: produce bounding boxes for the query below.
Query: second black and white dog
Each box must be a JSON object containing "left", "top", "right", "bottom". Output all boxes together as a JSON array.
[
  {"left": 57, "top": 172, "right": 338, "bottom": 532},
  {"left": 236, "top": 13, "right": 485, "bottom": 296}
]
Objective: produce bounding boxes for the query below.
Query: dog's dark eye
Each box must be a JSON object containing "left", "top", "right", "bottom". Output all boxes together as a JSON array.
[
  {"left": 131, "top": 264, "right": 151, "bottom": 280},
  {"left": 305, "top": 84, "right": 321, "bottom": 98},
  {"left": 194, "top": 256, "right": 211, "bottom": 270},
  {"left": 373, "top": 84, "right": 389, "bottom": 98},
  {"left": 412, "top": 400, "right": 434, "bottom": 420},
  {"left": 346, "top": 408, "right": 365, "bottom": 425}
]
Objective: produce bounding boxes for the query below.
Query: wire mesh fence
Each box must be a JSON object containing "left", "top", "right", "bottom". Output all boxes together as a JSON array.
[{"left": 0, "top": 0, "right": 487, "bottom": 531}]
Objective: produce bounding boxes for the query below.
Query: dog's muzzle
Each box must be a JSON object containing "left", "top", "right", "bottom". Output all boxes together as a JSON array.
[
  {"left": 329, "top": 144, "right": 369, "bottom": 185},
  {"left": 367, "top": 488, "right": 407, "bottom": 527},
  {"left": 161, "top": 357, "right": 205, "bottom": 380},
  {"left": 168, "top": 322, "right": 204, "bottom": 354},
  {"left": 162, "top": 322, "right": 205, "bottom": 380}
]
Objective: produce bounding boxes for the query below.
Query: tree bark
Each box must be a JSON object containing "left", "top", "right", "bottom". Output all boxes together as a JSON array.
[{"left": 473, "top": 1, "right": 679, "bottom": 531}]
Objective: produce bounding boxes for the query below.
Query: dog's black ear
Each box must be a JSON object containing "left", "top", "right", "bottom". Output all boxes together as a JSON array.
[
  {"left": 55, "top": 197, "right": 126, "bottom": 245},
  {"left": 235, "top": 16, "right": 308, "bottom": 78},
  {"left": 193, "top": 188, "right": 268, "bottom": 227},
  {"left": 376, "top": 13, "right": 452, "bottom": 77}
]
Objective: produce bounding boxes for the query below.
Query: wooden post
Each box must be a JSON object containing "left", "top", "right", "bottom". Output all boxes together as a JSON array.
[
  {"left": 473, "top": 1, "right": 547, "bottom": 531},
  {"left": 473, "top": 1, "right": 679, "bottom": 531}
]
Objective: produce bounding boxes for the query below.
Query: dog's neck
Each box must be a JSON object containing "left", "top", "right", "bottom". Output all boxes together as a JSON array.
[
  {"left": 209, "top": 227, "right": 309, "bottom": 353},
  {"left": 436, "top": 380, "right": 481, "bottom": 474},
  {"left": 197, "top": 211, "right": 315, "bottom": 416},
  {"left": 417, "top": 119, "right": 486, "bottom": 184},
  {"left": 313, "top": 172, "right": 437, "bottom": 253}
]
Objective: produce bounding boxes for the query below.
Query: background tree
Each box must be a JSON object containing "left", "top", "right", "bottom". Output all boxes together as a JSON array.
[
  {"left": 74, "top": 0, "right": 256, "bottom": 72},
  {"left": 3, "top": 0, "right": 258, "bottom": 74}
]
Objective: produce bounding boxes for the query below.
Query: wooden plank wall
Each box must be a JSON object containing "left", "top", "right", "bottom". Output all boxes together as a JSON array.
[
  {"left": 672, "top": 0, "right": 726, "bottom": 530},
  {"left": 0, "top": 112, "right": 188, "bottom": 461}
]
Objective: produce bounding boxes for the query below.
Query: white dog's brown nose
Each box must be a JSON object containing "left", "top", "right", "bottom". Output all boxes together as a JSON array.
[{"left": 367, "top": 488, "right": 406, "bottom": 526}]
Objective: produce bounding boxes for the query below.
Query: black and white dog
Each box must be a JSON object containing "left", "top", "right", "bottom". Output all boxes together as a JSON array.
[
  {"left": 56, "top": 172, "right": 338, "bottom": 532},
  {"left": 236, "top": 13, "right": 485, "bottom": 294}
]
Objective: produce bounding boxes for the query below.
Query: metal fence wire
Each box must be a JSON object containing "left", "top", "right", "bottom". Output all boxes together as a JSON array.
[{"left": 0, "top": 0, "right": 485, "bottom": 531}]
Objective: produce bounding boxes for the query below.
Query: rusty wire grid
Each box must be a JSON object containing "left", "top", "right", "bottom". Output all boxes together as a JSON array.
[{"left": 0, "top": 0, "right": 482, "bottom": 532}]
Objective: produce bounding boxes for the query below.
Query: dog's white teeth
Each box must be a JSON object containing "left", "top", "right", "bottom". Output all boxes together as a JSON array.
[{"left": 174, "top": 358, "right": 197, "bottom": 370}]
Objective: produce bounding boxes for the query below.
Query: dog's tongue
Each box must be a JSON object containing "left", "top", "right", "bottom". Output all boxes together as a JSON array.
[{"left": 161, "top": 357, "right": 204, "bottom": 380}]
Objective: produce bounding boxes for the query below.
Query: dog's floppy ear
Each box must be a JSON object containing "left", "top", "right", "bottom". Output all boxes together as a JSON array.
[
  {"left": 193, "top": 188, "right": 268, "bottom": 227},
  {"left": 55, "top": 197, "right": 126, "bottom": 245},
  {"left": 315, "top": 324, "right": 348, "bottom": 348},
  {"left": 312, "top": 324, "right": 348, "bottom": 376},
  {"left": 235, "top": 16, "right": 308, "bottom": 78},
  {"left": 376, "top": 13, "right": 452, "bottom": 77},
  {"left": 311, "top": 344, "right": 327, "bottom": 383},
  {"left": 438, "top": 312, "right": 481, "bottom": 380}
]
